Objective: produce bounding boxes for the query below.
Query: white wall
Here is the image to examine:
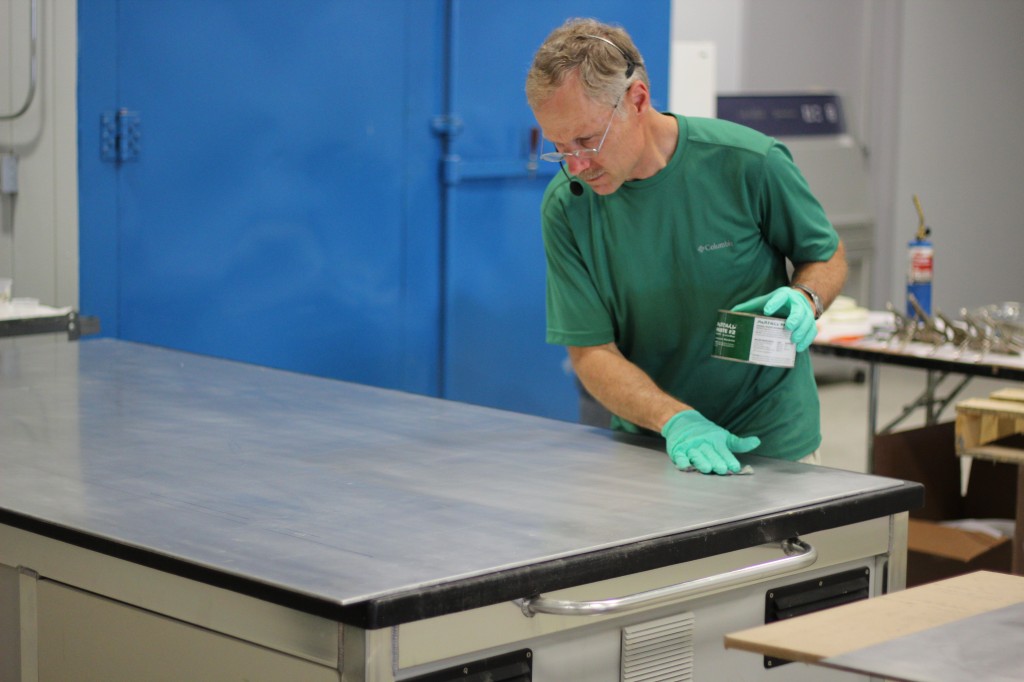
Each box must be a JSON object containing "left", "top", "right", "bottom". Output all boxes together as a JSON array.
[
  {"left": 0, "top": 0, "right": 79, "bottom": 307},
  {"left": 672, "top": 0, "right": 1024, "bottom": 313},
  {"left": 672, "top": 0, "right": 869, "bottom": 137},
  {"left": 3, "top": 1, "right": 1021, "bottom": 317}
]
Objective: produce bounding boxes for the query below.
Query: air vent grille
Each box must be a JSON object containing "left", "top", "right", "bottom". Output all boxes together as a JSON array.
[{"left": 621, "top": 612, "right": 695, "bottom": 682}]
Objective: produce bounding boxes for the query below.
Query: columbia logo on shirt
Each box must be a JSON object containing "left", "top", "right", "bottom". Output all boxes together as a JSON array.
[{"left": 697, "top": 240, "right": 733, "bottom": 253}]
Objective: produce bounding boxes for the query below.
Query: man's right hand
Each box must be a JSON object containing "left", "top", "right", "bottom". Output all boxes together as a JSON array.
[{"left": 661, "top": 409, "right": 760, "bottom": 475}]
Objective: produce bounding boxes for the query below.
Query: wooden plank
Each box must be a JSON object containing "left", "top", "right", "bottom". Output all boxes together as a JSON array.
[
  {"left": 960, "top": 445, "right": 1024, "bottom": 465},
  {"left": 955, "top": 412, "right": 984, "bottom": 452},
  {"left": 991, "top": 388, "right": 1024, "bottom": 403},
  {"left": 724, "top": 571, "right": 1024, "bottom": 664},
  {"left": 955, "top": 397, "right": 1024, "bottom": 418}
]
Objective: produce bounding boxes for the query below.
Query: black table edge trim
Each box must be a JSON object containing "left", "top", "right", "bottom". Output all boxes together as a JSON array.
[{"left": 0, "top": 481, "right": 923, "bottom": 630}]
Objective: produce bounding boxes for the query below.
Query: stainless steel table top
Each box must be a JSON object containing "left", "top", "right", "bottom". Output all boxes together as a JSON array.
[{"left": 0, "top": 339, "right": 912, "bottom": 621}]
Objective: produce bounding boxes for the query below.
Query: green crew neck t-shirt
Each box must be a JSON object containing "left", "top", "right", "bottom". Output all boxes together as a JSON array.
[{"left": 540, "top": 114, "right": 839, "bottom": 460}]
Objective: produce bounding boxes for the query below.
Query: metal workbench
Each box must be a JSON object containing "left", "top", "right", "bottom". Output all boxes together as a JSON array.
[
  {"left": 1, "top": 339, "right": 922, "bottom": 681},
  {"left": 812, "top": 334, "right": 1024, "bottom": 470},
  {"left": 0, "top": 302, "right": 98, "bottom": 340}
]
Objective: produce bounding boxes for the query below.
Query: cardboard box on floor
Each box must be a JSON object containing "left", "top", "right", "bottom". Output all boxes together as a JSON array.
[{"left": 873, "top": 421, "right": 1017, "bottom": 586}]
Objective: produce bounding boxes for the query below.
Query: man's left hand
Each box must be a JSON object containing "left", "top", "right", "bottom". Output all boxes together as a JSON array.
[{"left": 732, "top": 287, "right": 817, "bottom": 351}]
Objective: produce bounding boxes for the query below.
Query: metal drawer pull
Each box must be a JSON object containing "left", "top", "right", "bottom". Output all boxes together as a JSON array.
[{"left": 516, "top": 538, "right": 816, "bottom": 617}]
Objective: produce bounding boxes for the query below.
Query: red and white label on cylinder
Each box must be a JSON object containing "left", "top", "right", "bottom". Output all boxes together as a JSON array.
[{"left": 908, "top": 242, "right": 933, "bottom": 283}]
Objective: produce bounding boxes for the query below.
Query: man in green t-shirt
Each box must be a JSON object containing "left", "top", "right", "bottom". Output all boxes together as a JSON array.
[{"left": 525, "top": 19, "right": 848, "bottom": 475}]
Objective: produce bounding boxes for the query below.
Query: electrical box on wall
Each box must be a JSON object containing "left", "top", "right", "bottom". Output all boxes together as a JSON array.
[{"left": 670, "top": 41, "right": 716, "bottom": 117}]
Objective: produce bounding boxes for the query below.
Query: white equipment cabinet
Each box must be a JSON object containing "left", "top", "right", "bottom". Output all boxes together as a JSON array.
[{"left": 0, "top": 339, "right": 920, "bottom": 681}]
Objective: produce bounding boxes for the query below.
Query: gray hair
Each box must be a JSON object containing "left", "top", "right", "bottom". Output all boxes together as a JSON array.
[{"left": 525, "top": 18, "right": 648, "bottom": 110}]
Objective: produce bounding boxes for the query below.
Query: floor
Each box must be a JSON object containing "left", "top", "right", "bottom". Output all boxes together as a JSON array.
[{"left": 816, "top": 358, "right": 1017, "bottom": 473}]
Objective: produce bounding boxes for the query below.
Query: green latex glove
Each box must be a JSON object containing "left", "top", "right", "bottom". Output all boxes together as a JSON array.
[
  {"left": 661, "top": 410, "right": 761, "bottom": 475},
  {"left": 732, "top": 286, "right": 818, "bottom": 352}
]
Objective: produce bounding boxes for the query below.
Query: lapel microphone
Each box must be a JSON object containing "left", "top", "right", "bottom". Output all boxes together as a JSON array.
[{"left": 560, "top": 162, "right": 584, "bottom": 196}]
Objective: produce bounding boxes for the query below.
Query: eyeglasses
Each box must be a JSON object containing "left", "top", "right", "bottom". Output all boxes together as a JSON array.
[{"left": 539, "top": 90, "right": 625, "bottom": 163}]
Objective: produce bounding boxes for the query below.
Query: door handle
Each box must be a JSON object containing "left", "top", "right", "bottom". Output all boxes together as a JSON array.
[{"left": 516, "top": 538, "right": 817, "bottom": 617}]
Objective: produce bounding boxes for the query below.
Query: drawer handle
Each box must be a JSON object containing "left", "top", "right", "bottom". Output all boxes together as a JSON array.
[{"left": 516, "top": 538, "right": 816, "bottom": 617}]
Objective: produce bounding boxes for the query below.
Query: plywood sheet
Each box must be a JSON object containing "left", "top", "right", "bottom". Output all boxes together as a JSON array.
[{"left": 724, "top": 571, "right": 1024, "bottom": 664}]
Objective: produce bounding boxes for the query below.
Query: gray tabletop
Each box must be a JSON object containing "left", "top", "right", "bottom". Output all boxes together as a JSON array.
[{"left": 0, "top": 339, "right": 913, "bottom": 621}]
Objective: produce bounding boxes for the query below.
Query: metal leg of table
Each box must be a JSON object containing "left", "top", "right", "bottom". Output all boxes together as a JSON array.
[
  {"left": 925, "top": 370, "right": 939, "bottom": 424},
  {"left": 866, "top": 362, "right": 880, "bottom": 473},
  {"left": 877, "top": 370, "right": 973, "bottom": 435}
]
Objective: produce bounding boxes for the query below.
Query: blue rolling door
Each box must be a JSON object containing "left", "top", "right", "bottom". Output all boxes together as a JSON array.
[{"left": 77, "top": 1, "right": 669, "bottom": 421}]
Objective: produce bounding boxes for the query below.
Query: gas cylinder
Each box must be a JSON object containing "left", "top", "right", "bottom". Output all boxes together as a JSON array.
[
  {"left": 906, "top": 238, "right": 933, "bottom": 317},
  {"left": 906, "top": 194, "right": 933, "bottom": 317}
]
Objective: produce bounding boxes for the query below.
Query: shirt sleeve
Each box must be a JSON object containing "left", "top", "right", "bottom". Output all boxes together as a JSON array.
[
  {"left": 540, "top": 189, "right": 616, "bottom": 347},
  {"left": 757, "top": 142, "right": 840, "bottom": 263}
]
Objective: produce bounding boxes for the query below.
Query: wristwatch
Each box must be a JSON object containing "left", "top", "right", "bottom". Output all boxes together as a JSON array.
[{"left": 792, "top": 283, "right": 824, "bottom": 320}]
